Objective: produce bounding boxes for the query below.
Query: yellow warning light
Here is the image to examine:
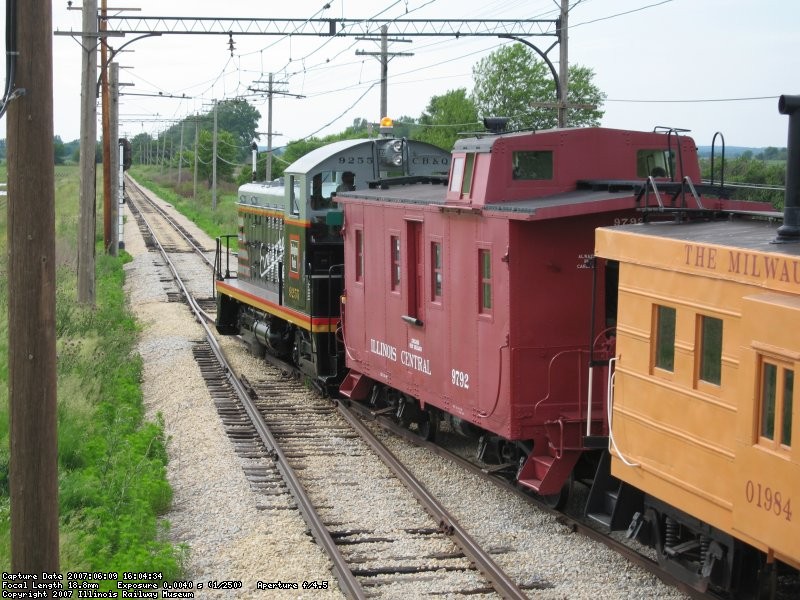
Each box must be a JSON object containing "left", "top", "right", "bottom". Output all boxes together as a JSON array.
[{"left": 380, "top": 117, "right": 393, "bottom": 128}]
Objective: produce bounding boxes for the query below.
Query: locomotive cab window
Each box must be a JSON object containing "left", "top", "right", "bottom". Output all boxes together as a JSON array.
[
  {"left": 512, "top": 151, "right": 553, "bottom": 180},
  {"left": 758, "top": 357, "right": 794, "bottom": 450}
]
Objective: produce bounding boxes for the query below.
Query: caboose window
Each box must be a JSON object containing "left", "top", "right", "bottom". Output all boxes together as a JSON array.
[
  {"left": 759, "top": 358, "right": 794, "bottom": 449},
  {"left": 512, "top": 151, "right": 553, "bottom": 180},
  {"left": 355, "top": 229, "right": 364, "bottom": 283},
  {"left": 637, "top": 149, "right": 674, "bottom": 178},
  {"left": 654, "top": 305, "right": 676, "bottom": 372},
  {"left": 390, "top": 235, "right": 401, "bottom": 291},
  {"left": 449, "top": 156, "right": 465, "bottom": 192},
  {"left": 479, "top": 249, "right": 492, "bottom": 313},
  {"left": 431, "top": 241, "right": 443, "bottom": 301},
  {"left": 698, "top": 316, "right": 723, "bottom": 386},
  {"left": 461, "top": 154, "right": 475, "bottom": 195}
]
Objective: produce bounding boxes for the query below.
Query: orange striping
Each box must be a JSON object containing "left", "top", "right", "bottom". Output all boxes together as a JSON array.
[{"left": 216, "top": 280, "right": 337, "bottom": 333}]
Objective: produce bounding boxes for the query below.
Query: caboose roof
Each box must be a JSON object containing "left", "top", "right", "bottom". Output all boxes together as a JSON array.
[{"left": 336, "top": 181, "right": 642, "bottom": 220}]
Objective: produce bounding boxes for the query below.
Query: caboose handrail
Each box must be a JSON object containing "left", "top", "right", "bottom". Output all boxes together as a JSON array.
[
  {"left": 606, "top": 357, "right": 640, "bottom": 467},
  {"left": 644, "top": 176, "right": 665, "bottom": 209},
  {"left": 681, "top": 176, "right": 705, "bottom": 209},
  {"left": 709, "top": 131, "right": 726, "bottom": 187}
]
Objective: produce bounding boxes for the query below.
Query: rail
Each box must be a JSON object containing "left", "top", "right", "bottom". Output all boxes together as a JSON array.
[
  {"left": 336, "top": 402, "right": 531, "bottom": 600},
  {"left": 126, "top": 182, "right": 367, "bottom": 599}
]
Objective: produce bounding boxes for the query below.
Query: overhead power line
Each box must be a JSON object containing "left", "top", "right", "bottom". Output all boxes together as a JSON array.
[{"left": 606, "top": 95, "right": 779, "bottom": 104}]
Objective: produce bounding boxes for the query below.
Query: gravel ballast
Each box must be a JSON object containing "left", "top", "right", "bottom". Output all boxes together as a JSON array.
[{"left": 121, "top": 185, "right": 688, "bottom": 599}]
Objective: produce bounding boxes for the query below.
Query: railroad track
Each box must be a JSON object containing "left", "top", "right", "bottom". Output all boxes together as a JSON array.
[{"left": 125, "top": 177, "right": 533, "bottom": 599}]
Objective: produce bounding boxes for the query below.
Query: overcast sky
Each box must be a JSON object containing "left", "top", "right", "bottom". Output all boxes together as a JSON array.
[{"left": 9, "top": 0, "right": 800, "bottom": 149}]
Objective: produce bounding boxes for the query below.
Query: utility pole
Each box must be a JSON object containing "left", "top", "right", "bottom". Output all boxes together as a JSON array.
[
  {"left": 193, "top": 118, "right": 199, "bottom": 201},
  {"left": 78, "top": 0, "right": 98, "bottom": 305},
  {"left": 100, "top": 0, "right": 113, "bottom": 252},
  {"left": 249, "top": 74, "right": 302, "bottom": 181},
  {"left": 212, "top": 100, "right": 218, "bottom": 209},
  {"left": 177, "top": 122, "right": 184, "bottom": 185},
  {"left": 557, "top": 0, "right": 569, "bottom": 128},
  {"left": 109, "top": 62, "right": 119, "bottom": 256},
  {"left": 7, "top": 0, "right": 59, "bottom": 575},
  {"left": 266, "top": 76, "right": 273, "bottom": 181},
  {"left": 356, "top": 25, "right": 413, "bottom": 119}
]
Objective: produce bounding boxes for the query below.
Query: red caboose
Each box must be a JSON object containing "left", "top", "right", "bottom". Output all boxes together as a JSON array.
[{"left": 337, "top": 126, "right": 744, "bottom": 501}]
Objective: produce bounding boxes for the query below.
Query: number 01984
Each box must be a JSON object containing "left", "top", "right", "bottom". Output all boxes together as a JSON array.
[{"left": 745, "top": 480, "right": 793, "bottom": 521}]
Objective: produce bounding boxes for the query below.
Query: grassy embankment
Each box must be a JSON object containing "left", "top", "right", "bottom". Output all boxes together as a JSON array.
[
  {"left": 0, "top": 165, "right": 184, "bottom": 584},
  {"left": 128, "top": 165, "right": 239, "bottom": 250}
]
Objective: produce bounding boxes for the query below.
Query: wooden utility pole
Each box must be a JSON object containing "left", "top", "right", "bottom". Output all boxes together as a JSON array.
[
  {"left": 78, "top": 0, "right": 98, "bottom": 305},
  {"left": 177, "top": 122, "right": 184, "bottom": 185},
  {"left": 109, "top": 62, "right": 119, "bottom": 256},
  {"left": 212, "top": 100, "right": 218, "bottom": 209},
  {"left": 266, "top": 75, "right": 273, "bottom": 181},
  {"left": 356, "top": 25, "right": 413, "bottom": 120},
  {"left": 249, "top": 74, "right": 302, "bottom": 181},
  {"left": 7, "top": 0, "right": 60, "bottom": 574},
  {"left": 100, "top": 0, "right": 113, "bottom": 252},
  {"left": 193, "top": 118, "right": 199, "bottom": 201},
  {"left": 557, "top": 0, "right": 569, "bottom": 128}
]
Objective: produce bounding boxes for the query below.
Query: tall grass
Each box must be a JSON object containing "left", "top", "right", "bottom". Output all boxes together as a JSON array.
[
  {"left": 0, "top": 166, "right": 184, "bottom": 583},
  {"left": 130, "top": 165, "right": 239, "bottom": 250}
]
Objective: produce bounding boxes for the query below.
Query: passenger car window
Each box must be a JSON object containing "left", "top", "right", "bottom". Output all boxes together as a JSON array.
[
  {"left": 698, "top": 316, "right": 723, "bottom": 385},
  {"left": 654, "top": 305, "right": 676, "bottom": 372}
]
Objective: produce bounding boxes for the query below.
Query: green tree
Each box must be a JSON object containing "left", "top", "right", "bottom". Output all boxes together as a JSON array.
[
  {"left": 54, "top": 135, "right": 66, "bottom": 165},
  {"left": 472, "top": 43, "right": 605, "bottom": 131},
  {"left": 700, "top": 155, "right": 785, "bottom": 207},
  {"left": 189, "top": 129, "right": 239, "bottom": 186},
  {"left": 415, "top": 89, "right": 478, "bottom": 150},
  {"left": 194, "top": 99, "right": 260, "bottom": 160}
]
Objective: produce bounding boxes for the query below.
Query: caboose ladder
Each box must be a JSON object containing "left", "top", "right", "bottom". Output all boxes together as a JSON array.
[
  {"left": 516, "top": 449, "right": 580, "bottom": 496},
  {"left": 585, "top": 450, "right": 641, "bottom": 530}
]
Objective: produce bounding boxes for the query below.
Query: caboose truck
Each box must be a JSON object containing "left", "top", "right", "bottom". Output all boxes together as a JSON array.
[
  {"left": 593, "top": 96, "right": 800, "bottom": 597},
  {"left": 337, "top": 121, "right": 768, "bottom": 511},
  {"left": 213, "top": 120, "right": 451, "bottom": 385}
]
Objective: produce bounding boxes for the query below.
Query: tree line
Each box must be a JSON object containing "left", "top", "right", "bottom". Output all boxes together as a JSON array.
[{"left": 3, "top": 42, "right": 788, "bottom": 203}]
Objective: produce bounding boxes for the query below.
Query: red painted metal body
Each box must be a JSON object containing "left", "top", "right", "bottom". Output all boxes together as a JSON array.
[{"left": 337, "top": 127, "right": 760, "bottom": 494}]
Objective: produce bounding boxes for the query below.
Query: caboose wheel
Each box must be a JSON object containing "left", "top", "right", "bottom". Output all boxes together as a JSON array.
[
  {"left": 416, "top": 408, "right": 439, "bottom": 442},
  {"left": 538, "top": 474, "right": 572, "bottom": 510}
]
